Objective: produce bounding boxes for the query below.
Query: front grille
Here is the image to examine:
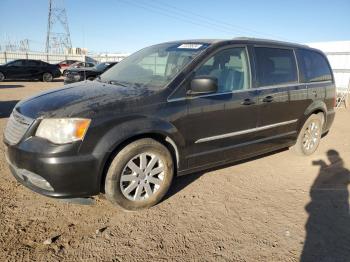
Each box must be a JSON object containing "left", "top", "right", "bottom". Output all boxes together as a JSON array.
[{"left": 4, "top": 110, "right": 34, "bottom": 145}]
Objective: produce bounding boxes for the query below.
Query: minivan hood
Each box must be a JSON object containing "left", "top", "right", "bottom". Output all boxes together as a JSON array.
[{"left": 16, "top": 81, "right": 157, "bottom": 119}]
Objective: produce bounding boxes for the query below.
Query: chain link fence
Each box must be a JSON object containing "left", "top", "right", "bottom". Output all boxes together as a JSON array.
[{"left": 0, "top": 51, "right": 128, "bottom": 65}]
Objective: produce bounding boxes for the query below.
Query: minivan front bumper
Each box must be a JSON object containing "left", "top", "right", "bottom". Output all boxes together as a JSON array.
[{"left": 4, "top": 138, "right": 103, "bottom": 199}]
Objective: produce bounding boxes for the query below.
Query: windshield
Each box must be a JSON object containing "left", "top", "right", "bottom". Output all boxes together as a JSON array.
[
  {"left": 100, "top": 42, "right": 209, "bottom": 89},
  {"left": 95, "top": 63, "right": 109, "bottom": 71}
]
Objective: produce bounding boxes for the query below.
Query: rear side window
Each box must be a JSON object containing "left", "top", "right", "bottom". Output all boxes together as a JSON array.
[
  {"left": 9, "top": 60, "right": 25, "bottom": 66},
  {"left": 298, "top": 49, "right": 332, "bottom": 82},
  {"left": 255, "top": 47, "right": 298, "bottom": 87},
  {"left": 27, "top": 60, "right": 40, "bottom": 66}
]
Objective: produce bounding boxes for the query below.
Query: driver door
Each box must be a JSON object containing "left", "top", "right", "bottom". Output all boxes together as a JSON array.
[
  {"left": 6, "top": 60, "right": 26, "bottom": 79},
  {"left": 183, "top": 46, "right": 259, "bottom": 168}
]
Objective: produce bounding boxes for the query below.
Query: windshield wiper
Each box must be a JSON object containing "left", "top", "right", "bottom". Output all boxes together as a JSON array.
[{"left": 107, "top": 80, "right": 129, "bottom": 87}]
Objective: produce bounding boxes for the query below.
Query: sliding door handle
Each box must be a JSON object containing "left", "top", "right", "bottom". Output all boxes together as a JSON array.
[
  {"left": 262, "top": 96, "right": 274, "bottom": 103},
  {"left": 241, "top": 98, "right": 255, "bottom": 105}
]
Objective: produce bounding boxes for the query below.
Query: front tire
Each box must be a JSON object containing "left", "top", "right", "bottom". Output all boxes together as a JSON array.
[
  {"left": 293, "top": 113, "right": 324, "bottom": 156},
  {"left": 105, "top": 138, "right": 174, "bottom": 210},
  {"left": 0, "top": 72, "right": 5, "bottom": 82},
  {"left": 42, "top": 72, "right": 53, "bottom": 82}
]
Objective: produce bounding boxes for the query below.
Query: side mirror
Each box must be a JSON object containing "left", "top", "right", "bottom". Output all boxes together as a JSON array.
[{"left": 188, "top": 76, "right": 218, "bottom": 96}]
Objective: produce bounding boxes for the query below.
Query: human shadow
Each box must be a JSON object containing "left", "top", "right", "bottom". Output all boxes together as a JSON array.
[
  {"left": 0, "top": 100, "right": 19, "bottom": 118},
  {"left": 301, "top": 150, "right": 350, "bottom": 262}
]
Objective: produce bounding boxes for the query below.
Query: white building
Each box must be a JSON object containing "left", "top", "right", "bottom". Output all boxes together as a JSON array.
[{"left": 307, "top": 41, "right": 350, "bottom": 90}]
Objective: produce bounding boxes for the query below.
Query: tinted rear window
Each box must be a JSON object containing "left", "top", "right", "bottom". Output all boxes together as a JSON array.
[
  {"left": 27, "top": 60, "right": 41, "bottom": 66},
  {"left": 9, "top": 60, "right": 25, "bottom": 66},
  {"left": 298, "top": 49, "right": 332, "bottom": 82},
  {"left": 255, "top": 47, "right": 298, "bottom": 87}
]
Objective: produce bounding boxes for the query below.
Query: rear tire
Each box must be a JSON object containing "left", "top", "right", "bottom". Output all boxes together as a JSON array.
[
  {"left": 293, "top": 113, "right": 324, "bottom": 156},
  {"left": 105, "top": 138, "right": 174, "bottom": 210},
  {"left": 0, "top": 72, "right": 5, "bottom": 82},
  {"left": 87, "top": 76, "right": 95, "bottom": 81},
  {"left": 42, "top": 72, "right": 53, "bottom": 82}
]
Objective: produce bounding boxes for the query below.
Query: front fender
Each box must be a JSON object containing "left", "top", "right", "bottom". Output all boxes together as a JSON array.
[
  {"left": 93, "top": 117, "right": 185, "bottom": 155},
  {"left": 89, "top": 117, "right": 186, "bottom": 184}
]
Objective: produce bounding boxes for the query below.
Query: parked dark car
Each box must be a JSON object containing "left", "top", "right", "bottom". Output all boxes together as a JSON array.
[
  {"left": 0, "top": 59, "right": 61, "bottom": 82},
  {"left": 62, "top": 61, "right": 96, "bottom": 76},
  {"left": 64, "top": 62, "right": 117, "bottom": 84},
  {"left": 4, "top": 38, "right": 335, "bottom": 210}
]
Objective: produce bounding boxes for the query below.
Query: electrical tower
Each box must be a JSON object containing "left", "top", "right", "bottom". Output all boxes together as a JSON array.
[{"left": 45, "top": 0, "right": 72, "bottom": 54}]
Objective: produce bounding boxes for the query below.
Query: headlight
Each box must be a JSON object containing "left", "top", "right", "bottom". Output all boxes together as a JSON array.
[
  {"left": 67, "top": 72, "right": 81, "bottom": 80},
  {"left": 36, "top": 118, "right": 91, "bottom": 144},
  {"left": 73, "top": 74, "right": 82, "bottom": 81}
]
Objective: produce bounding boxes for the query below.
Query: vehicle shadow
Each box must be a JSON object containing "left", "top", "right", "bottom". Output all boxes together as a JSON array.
[
  {"left": 1, "top": 78, "right": 63, "bottom": 83},
  {"left": 163, "top": 148, "right": 287, "bottom": 202},
  {"left": 0, "top": 100, "right": 19, "bottom": 118},
  {"left": 52, "top": 78, "right": 64, "bottom": 82},
  {"left": 0, "top": 84, "right": 24, "bottom": 88},
  {"left": 301, "top": 150, "right": 350, "bottom": 261}
]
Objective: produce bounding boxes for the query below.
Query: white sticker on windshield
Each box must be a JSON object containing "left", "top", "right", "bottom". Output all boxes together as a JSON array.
[{"left": 178, "top": 44, "right": 203, "bottom": 49}]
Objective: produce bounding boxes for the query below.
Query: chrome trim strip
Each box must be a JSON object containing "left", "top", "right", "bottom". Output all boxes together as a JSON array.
[
  {"left": 195, "top": 119, "right": 298, "bottom": 143},
  {"left": 305, "top": 80, "right": 333, "bottom": 85},
  {"left": 12, "top": 110, "right": 34, "bottom": 125},
  {"left": 252, "top": 82, "right": 302, "bottom": 90},
  {"left": 189, "top": 131, "right": 296, "bottom": 158},
  {"left": 167, "top": 83, "right": 306, "bottom": 103},
  {"left": 293, "top": 49, "right": 301, "bottom": 84}
]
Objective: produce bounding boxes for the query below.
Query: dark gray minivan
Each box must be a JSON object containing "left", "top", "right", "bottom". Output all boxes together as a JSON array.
[{"left": 4, "top": 38, "right": 335, "bottom": 210}]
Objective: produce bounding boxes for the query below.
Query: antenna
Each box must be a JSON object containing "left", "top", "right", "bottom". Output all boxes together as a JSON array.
[{"left": 45, "top": 0, "right": 72, "bottom": 53}]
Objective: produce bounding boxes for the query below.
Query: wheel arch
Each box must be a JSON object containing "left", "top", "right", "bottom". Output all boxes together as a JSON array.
[
  {"left": 301, "top": 100, "right": 327, "bottom": 131},
  {"left": 0, "top": 71, "right": 5, "bottom": 81},
  {"left": 97, "top": 121, "right": 184, "bottom": 193}
]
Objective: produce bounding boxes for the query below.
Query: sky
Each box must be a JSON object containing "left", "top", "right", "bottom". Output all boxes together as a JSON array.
[{"left": 0, "top": 0, "right": 349, "bottom": 54}]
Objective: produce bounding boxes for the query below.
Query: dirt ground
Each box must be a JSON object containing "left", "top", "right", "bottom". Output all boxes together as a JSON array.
[{"left": 0, "top": 80, "right": 350, "bottom": 262}]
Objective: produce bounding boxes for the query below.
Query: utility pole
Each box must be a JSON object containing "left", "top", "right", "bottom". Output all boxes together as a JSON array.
[{"left": 45, "top": 0, "right": 72, "bottom": 54}]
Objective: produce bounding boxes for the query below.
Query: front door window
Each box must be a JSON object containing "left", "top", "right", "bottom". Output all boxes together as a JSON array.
[{"left": 195, "top": 47, "right": 250, "bottom": 93}]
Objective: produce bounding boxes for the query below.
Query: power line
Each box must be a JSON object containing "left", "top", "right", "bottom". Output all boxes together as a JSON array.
[
  {"left": 118, "top": 0, "right": 249, "bottom": 36},
  {"left": 151, "top": 0, "right": 292, "bottom": 41},
  {"left": 119, "top": 0, "right": 292, "bottom": 42},
  {"left": 139, "top": 0, "right": 262, "bottom": 36}
]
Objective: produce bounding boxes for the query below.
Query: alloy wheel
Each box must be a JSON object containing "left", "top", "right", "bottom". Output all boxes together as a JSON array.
[
  {"left": 120, "top": 152, "right": 165, "bottom": 201},
  {"left": 43, "top": 73, "right": 53, "bottom": 82},
  {"left": 302, "top": 120, "right": 320, "bottom": 152}
]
